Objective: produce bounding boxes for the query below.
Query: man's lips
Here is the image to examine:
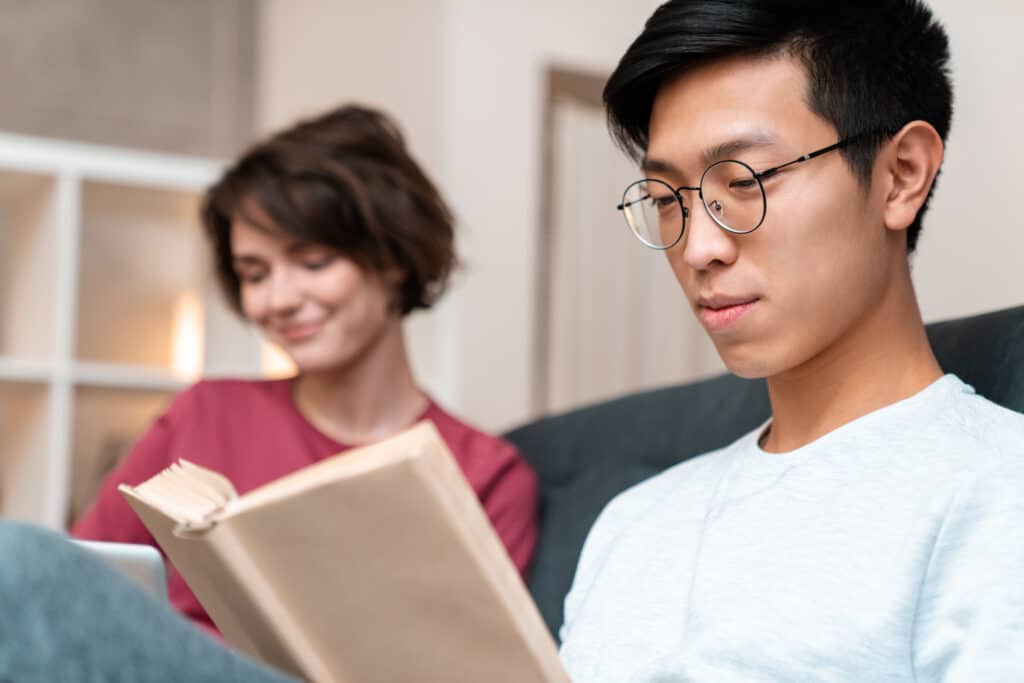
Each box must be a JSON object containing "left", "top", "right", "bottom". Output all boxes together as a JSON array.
[{"left": 696, "top": 295, "right": 759, "bottom": 331}]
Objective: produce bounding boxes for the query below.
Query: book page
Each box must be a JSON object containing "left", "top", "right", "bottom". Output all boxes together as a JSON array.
[{"left": 127, "top": 459, "right": 238, "bottom": 529}]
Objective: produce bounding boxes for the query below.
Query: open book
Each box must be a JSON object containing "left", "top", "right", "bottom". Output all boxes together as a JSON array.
[{"left": 118, "top": 421, "right": 568, "bottom": 683}]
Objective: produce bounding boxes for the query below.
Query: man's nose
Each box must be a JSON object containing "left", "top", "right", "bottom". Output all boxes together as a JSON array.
[{"left": 679, "top": 197, "right": 739, "bottom": 271}]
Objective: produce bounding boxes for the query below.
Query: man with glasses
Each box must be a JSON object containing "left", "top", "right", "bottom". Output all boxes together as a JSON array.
[{"left": 559, "top": 1, "right": 1024, "bottom": 681}]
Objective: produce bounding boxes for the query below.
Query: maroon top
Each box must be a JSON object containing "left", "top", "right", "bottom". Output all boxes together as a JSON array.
[{"left": 73, "top": 378, "right": 539, "bottom": 634}]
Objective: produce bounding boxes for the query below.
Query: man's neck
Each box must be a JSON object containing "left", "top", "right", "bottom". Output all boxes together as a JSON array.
[{"left": 761, "top": 272, "right": 943, "bottom": 454}]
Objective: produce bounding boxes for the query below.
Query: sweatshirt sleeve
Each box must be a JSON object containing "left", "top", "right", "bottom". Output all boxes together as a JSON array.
[{"left": 911, "top": 457, "right": 1024, "bottom": 680}]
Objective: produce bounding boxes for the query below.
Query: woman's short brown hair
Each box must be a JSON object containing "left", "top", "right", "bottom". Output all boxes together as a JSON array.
[{"left": 202, "top": 105, "right": 456, "bottom": 316}]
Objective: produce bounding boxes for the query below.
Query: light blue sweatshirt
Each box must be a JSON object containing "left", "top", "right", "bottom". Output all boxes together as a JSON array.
[{"left": 560, "top": 375, "right": 1024, "bottom": 682}]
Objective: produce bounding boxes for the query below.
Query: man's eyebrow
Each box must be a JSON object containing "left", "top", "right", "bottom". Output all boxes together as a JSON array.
[
  {"left": 642, "top": 131, "right": 780, "bottom": 178},
  {"left": 700, "top": 132, "right": 778, "bottom": 167},
  {"left": 640, "top": 157, "right": 682, "bottom": 176}
]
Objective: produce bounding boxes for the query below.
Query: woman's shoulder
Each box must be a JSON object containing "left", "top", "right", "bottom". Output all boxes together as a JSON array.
[
  {"left": 423, "top": 402, "right": 537, "bottom": 504},
  {"left": 423, "top": 401, "right": 525, "bottom": 470}
]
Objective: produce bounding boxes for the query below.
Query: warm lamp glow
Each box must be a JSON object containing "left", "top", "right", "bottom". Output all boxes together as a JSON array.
[
  {"left": 261, "top": 341, "right": 297, "bottom": 378},
  {"left": 171, "top": 290, "right": 204, "bottom": 382}
]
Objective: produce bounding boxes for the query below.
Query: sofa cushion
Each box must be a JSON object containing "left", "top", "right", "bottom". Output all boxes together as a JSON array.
[{"left": 504, "top": 304, "right": 1024, "bottom": 637}]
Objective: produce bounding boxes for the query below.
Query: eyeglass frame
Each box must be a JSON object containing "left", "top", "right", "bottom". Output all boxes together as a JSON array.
[{"left": 617, "top": 128, "right": 892, "bottom": 250}]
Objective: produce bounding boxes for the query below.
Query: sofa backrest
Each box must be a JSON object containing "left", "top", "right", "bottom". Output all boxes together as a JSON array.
[{"left": 504, "top": 305, "right": 1024, "bottom": 638}]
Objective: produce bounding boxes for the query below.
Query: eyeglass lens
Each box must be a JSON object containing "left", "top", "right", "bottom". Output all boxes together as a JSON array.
[{"left": 620, "top": 160, "right": 766, "bottom": 248}]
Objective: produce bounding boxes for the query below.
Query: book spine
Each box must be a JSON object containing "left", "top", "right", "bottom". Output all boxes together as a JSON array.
[{"left": 415, "top": 446, "right": 571, "bottom": 683}]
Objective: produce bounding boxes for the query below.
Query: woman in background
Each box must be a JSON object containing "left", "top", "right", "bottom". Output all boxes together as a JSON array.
[{"left": 73, "top": 105, "right": 538, "bottom": 633}]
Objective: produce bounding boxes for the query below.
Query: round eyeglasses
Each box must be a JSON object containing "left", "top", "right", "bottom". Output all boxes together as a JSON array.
[{"left": 616, "top": 130, "right": 886, "bottom": 249}]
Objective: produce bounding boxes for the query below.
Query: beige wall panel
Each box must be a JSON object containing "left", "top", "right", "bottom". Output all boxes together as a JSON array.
[{"left": 0, "top": 0, "right": 255, "bottom": 157}]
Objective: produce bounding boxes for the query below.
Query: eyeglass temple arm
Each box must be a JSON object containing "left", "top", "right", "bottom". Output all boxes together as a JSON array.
[
  {"left": 616, "top": 185, "right": 698, "bottom": 211},
  {"left": 755, "top": 139, "right": 854, "bottom": 181},
  {"left": 755, "top": 129, "right": 890, "bottom": 181},
  {"left": 617, "top": 196, "right": 647, "bottom": 211}
]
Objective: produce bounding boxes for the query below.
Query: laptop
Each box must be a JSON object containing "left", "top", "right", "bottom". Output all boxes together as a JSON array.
[{"left": 72, "top": 539, "right": 168, "bottom": 600}]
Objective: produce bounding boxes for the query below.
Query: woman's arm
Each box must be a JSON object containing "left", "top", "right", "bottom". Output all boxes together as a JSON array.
[{"left": 479, "top": 445, "right": 540, "bottom": 578}]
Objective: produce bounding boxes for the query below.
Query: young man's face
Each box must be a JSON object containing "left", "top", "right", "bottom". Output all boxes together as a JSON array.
[{"left": 647, "top": 54, "right": 900, "bottom": 379}]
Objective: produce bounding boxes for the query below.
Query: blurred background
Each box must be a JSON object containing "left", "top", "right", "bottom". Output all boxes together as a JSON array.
[{"left": 0, "top": 0, "right": 1020, "bottom": 529}]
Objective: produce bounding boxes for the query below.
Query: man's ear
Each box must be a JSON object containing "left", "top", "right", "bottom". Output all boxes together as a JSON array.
[{"left": 881, "top": 120, "right": 945, "bottom": 233}]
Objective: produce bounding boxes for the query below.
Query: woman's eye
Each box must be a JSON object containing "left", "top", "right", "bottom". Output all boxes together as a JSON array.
[
  {"left": 295, "top": 247, "right": 336, "bottom": 271},
  {"left": 237, "top": 271, "right": 266, "bottom": 285},
  {"left": 302, "top": 256, "right": 333, "bottom": 271}
]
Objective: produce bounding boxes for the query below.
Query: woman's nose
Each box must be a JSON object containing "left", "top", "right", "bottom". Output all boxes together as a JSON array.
[{"left": 267, "top": 268, "right": 302, "bottom": 313}]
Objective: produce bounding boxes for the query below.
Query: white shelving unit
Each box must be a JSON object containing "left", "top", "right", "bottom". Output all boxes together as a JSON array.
[{"left": 0, "top": 132, "right": 268, "bottom": 529}]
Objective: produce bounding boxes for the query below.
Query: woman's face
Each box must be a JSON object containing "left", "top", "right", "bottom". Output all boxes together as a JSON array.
[{"left": 229, "top": 213, "right": 400, "bottom": 375}]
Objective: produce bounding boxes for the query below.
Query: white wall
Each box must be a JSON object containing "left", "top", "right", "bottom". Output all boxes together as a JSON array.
[
  {"left": 258, "top": 1, "right": 1024, "bottom": 432},
  {"left": 257, "top": 0, "right": 444, "bottom": 172},
  {"left": 911, "top": 1, "right": 1024, "bottom": 322},
  {"left": 436, "top": 1, "right": 661, "bottom": 430}
]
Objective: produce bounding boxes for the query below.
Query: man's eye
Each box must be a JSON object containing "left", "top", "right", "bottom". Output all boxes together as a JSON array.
[
  {"left": 728, "top": 178, "right": 758, "bottom": 190},
  {"left": 650, "top": 195, "right": 678, "bottom": 211}
]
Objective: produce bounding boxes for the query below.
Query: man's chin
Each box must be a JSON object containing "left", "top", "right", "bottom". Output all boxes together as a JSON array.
[
  {"left": 722, "top": 362, "right": 771, "bottom": 380},
  {"left": 713, "top": 342, "right": 776, "bottom": 380}
]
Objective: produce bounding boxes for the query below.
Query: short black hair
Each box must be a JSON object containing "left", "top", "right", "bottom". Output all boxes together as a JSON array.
[
  {"left": 604, "top": 0, "right": 953, "bottom": 252},
  {"left": 203, "top": 105, "right": 456, "bottom": 316}
]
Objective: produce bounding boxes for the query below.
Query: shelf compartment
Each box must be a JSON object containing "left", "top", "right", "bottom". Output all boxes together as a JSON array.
[
  {"left": 75, "top": 179, "right": 205, "bottom": 371},
  {"left": 0, "top": 170, "right": 58, "bottom": 361},
  {"left": 68, "top": 385, "right": 174, "bottom": 527},
  {"left": 0, "top": 381, "right": 53, "bottom": 523}
]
